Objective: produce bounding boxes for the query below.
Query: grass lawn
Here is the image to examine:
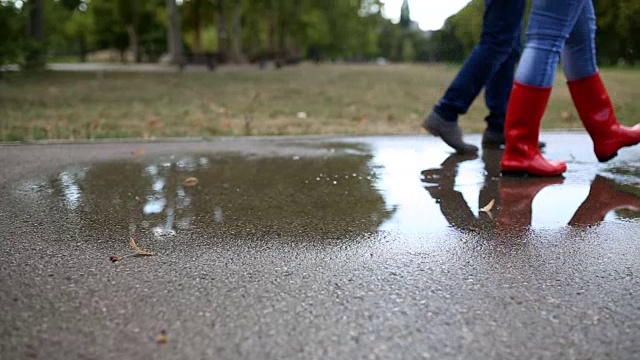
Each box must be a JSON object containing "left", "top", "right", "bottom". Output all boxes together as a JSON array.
[{"left": 1, "top": 63, "right": 639, "bottom": 141}]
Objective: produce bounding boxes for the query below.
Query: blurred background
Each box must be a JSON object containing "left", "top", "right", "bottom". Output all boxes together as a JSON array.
[
  {"left": 2, "top": 0, "right": 639, "bottom": 68},
  {"left": 1, "top": 0, "right": 639, "bottom": 142}
]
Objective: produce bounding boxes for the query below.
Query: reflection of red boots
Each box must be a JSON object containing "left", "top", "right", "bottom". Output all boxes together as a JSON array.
[
  {"left": 500, "top": 82, "right": 567, "bottom": 176},
  {"left": 497, "top": 177, "right": 564, "bottom": 230},
  {"left": 569, "top": 175, "right": 640, "bottom": 226},
  {"left": 568, "top": 73, "right": 640, "bottom": 162}
]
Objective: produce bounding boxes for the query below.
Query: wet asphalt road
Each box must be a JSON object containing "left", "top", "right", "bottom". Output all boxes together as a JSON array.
[{"left": 1, "top": 133, "right": 639, "bottom": 360}]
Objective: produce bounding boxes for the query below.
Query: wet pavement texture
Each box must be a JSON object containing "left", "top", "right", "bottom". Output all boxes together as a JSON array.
[{"left": 0, "top": 133, "right": 639, "bottom": 359}]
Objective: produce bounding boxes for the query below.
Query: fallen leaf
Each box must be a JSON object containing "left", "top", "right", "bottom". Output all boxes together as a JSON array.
[
  {"left": 132, "top": 148, "right": 145, "bottom": 156},
  {"left": 130, "top": 238, "right": 154, "bottom": 256},
  {"left": 480, "top": 199, "right": 495, "bottom": 213},
  {"left": 157, "top": 329, "right": 168, "bottom": 344},
  {"left": 183, "top": 177, "right": 199, "bottom": 187},
  {"left": 109, "top": 255, "right": 122, "bottom": 263}
]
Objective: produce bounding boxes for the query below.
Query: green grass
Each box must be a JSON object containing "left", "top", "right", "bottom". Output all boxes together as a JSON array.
[{"left": 1, "top": 63, "right": 639, "bottom": 141}]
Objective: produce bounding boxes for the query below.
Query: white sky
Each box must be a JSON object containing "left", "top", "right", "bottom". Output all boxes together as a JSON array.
[{"left": 381, "top": 0, "right": 472, "bottom": 31}]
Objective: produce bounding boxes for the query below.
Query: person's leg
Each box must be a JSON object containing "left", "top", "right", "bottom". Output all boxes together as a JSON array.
[
  {"left": 561, "top": 1, "right": 598, "bottom": 81},
  {"left": 483, "top": 42, "right": 520, "bottom": 134},
  {"left": 564, "top": 1, "right": 640, "bottom": 162},
  {"left": 515, "top": 0, "right": 589, "bottom": 87},
  {"left": 435, "top": 0, "right": 525, "bottom": 120},
  {"left": 501, "top": 0, "right": 589, "bottom": 176},
  {"left": 424, "top": 0, "right": 525, "bottom": 153},
  {"left": 482, "top": 37, "right": 549, "bottom": 149},
  {"left": 481, "top": 36, "right": 520, "bottom": 147}
]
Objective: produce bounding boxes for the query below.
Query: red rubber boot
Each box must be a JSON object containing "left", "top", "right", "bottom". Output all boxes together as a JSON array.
[
  {"left": 500, "top": 82, "right": 567, "bottom": 176},
  {"left": 568, "top": 73, "right": 640, "bottom": 162}
]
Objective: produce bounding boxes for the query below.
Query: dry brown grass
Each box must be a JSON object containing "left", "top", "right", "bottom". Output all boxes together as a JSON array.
[{"left": 1, "top": 63, "right": 639, "bottom": 141}]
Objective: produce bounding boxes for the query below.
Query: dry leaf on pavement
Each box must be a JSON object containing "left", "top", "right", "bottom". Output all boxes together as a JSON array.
[
  {"left": 130, "top": 237, "right": 154, "bottom": 256},
  {"left": 480, "top": 199, "right": 495, "bottom": 213},
  {"left": 183, "top": 177, "right": 199, "bottom": 187}
]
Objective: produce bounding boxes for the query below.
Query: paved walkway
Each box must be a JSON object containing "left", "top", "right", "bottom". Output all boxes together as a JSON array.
[{"left": 1, "top": 133, "right": 639, "bottom": 359}]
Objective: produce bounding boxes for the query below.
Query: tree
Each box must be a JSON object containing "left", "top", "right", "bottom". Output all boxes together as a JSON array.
[
  {"left": 0, "top": 2, "right": 26, "bottom": 67},
  {"left": 89, "top": 0, "right": 129, "bottom": 61},
  {"left": 399, "top": 0, "right": 410, "bottom": 28},
  {"left": 25, "top": 0, "right": 46, "bottom": 69},
  {"left": 615, "top": 0, "right": 640, "bottom": 66},
  {"left": 166, "top": 0, "right": 184, "bottom": 65}
]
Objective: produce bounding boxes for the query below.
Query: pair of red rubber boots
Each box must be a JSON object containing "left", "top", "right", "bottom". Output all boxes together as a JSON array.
[{"left": 501, "top": 73, "right": 640, "bottom": 176}]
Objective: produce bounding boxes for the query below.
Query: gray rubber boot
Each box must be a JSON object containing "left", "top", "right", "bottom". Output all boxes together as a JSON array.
[{"left": 422, "top": 112, "right": 479, "bottom": 154}]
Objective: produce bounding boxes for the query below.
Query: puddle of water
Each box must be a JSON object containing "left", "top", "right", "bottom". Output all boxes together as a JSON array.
[
  {"left": 371, "top": 145, "right": 640, "bottom": 235},
  {"left": 9, "top": 138, "right": 640, "bottom": 244},
  {"left": 12, "top": 152, "right": 393, "bottom": 240}
]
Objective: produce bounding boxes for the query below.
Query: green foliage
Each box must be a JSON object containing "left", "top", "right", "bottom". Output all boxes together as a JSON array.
[
  {"left": 428, "top": 0, "right": 640, "bottom": 66},
  {"left": 0, "top": 4, "right": 26, "bottom": 66},
  {"left": 2, "top": 0, "right": 639, "bottom": 67},
  {"left": 450, "top": 0, "right": 483, "bottom": 55}
]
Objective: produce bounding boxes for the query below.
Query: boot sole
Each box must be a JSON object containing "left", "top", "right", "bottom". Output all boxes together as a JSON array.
[
  {"left": 423, "top": 125, "right": 479, "bottom": 154},
  {"left": 597, "top": 152, "right": 617, "bottom": 163},
  {"left": 500, "top": 170, "right": 530, "bottom": 177},
  {"left": 482, "top": 142, "right": 547, "bottom": 150},
  {"left": 501, "top": 170, "right": 565, "bottom": 177}
]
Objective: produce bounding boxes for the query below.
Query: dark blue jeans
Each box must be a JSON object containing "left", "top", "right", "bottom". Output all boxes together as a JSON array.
[{"left": 433, "top": 0, "right": 525, "bottom": 132}]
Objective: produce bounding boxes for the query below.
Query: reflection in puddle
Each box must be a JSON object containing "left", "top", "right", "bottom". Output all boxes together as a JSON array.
[
  {"left": 10, "top": 140, "right": 640, "bottom": 242},
  {"left": 21, "top": 152, "right": 391, "bottom": 240},
  {"left": 364, "top": 139, "right": 640, "bottom": 235},
  {"left": 413, "top": 149, "right": 640, "bottom": 233},
  {"left": 58, "top": 169, "right": 87, "bottom": 211}
]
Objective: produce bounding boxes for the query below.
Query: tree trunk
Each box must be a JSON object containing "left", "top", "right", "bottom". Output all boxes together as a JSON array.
[
  {"left": 229, "top": 0, "right": 245, "bottom": 63},
  {"left": 214, "top": 0, "right": 228, "bottom": 62},
  {"left": 166, "top": 0, "right": 185, "bottom": 66},
  {"left": 129, "top": 0, "right": 142, "bottom": 63},
  {"left": 26, "top": 0, "right": 45, "bottom": 69},
  {"left": 194, "top": 0, "right": 202, "bottom": 52},
  {"left": 127, "top": 25, "right": 141, "bottom": 63},
  {"left": 79, "top": 35, "right": 87, "bottom": 62},
  {"left": 266, "top": 12, "right": 277, "bottom": 55}
]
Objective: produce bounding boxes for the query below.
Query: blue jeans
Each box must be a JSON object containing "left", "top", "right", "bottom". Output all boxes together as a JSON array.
[
  {"left": 434, "top": 0, "right": 525, "bottom": 132},
  {"left": 515, "top": 0, "right": 598, "bottom": 87}
]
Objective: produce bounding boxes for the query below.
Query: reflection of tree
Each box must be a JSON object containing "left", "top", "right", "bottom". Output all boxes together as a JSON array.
[
  {"left": 45, "top": 152, "right": 392, "bottom": 241},
  {"left": 47, "top": 162, "right": 153, "bottom": 239}
]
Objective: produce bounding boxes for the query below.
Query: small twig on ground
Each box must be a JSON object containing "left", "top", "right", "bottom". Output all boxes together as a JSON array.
[{"left": 109, "top": 237, "right": 155, "bottom": 263}]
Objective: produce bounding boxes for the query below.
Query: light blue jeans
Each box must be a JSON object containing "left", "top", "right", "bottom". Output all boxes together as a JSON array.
[{"left": 515, "top": 0, "right": 598, "bottom": 87}]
